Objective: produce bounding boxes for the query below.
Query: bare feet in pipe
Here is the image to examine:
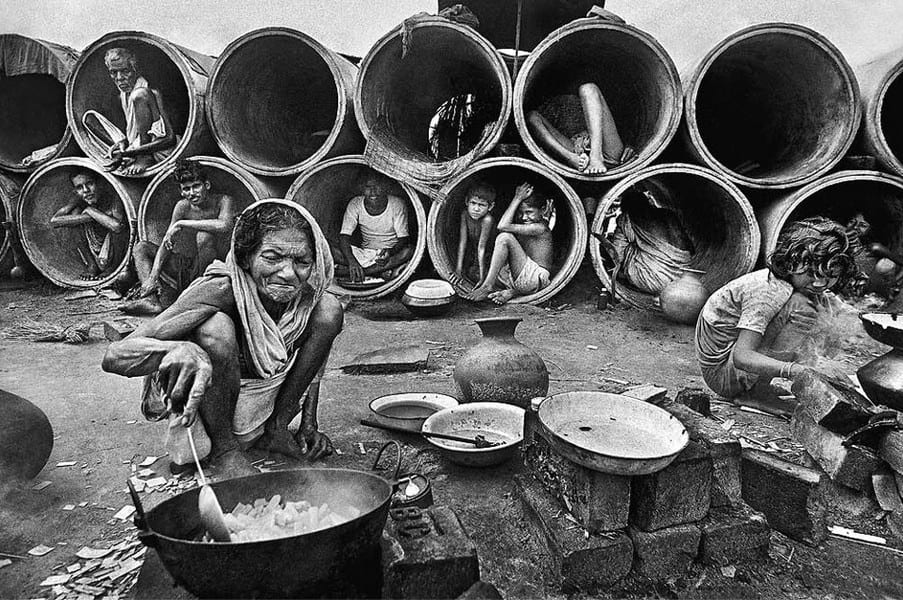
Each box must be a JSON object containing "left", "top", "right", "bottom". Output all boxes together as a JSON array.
[
  {"left": 488, "top": 289, "right": 516, "bottom": 305},
  {"left": 463, "top": 284, "right": 493, "bottom": 302}
]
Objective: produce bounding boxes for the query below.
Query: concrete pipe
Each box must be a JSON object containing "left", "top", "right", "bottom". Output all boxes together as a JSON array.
[
  {"left": 857, "top": 53, "right": 903, "bottom": 177},
  {"left": 513, "top": 17, "right": 682, "bottom": 183},
  {"left": 354, "top": 16, "right": 511, "bottom": 185},
  {"left": 0, "top": 34, "right": 80, "bottom": 173},
  {"left": 427, "top": 157, "right": 586, "bottom": 305},
  {"left": 683, "top": 23, "right": 860, "bottom": 190},
  {"left": 0, "top": 172, "right": 24, "bottom": 275},
  {"left": 18, "top": 157, "right": 143, "bottom": 289},
  {"left": 285, "top": 155, "right": 426, "bottom": 300},
  {"left": 588, "top": 163, "right": 759, "bottom": 310},
  {"left": 66, "top": 31, "right": 216, "bottom": 179},
  {"left": 139, "top": 156, "right": 279, "bottom": 250},
  {"left": 207, "top": 28, "right": 362, "bottom": 177},
  {"left": 757, "top": 171, "right": 903, "bottom": 272}
]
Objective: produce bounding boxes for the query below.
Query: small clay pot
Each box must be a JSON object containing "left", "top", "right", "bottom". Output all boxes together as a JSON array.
[{"left": 659, "top": 272, "right": 709, "bottom": 324}]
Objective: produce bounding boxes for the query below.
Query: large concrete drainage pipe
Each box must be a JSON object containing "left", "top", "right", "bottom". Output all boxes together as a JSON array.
[
  {"left": 857, "top": 55, "right": 903, "bottom": 178},
  {"left": 513, "top": 17, "right": 682, "bottom": 183},
  {"left": 66, "top": 31, "right": 216, "bottom": 179},
  {"left": 684, "top": 23, "right": 860, "bottom": 189},
  {"left": 589, "top": 163, "right": 759, "bottom": 310},
  {"left": 207, "top": 28, "right": 362, "bottom": 177},
  {"left": 285, "top": 156, "right": 426, "bottom": 300},
  {"left": 0, "top": 172, "right": 25, "bottom": 276},
  {"left": 18, "top": 158, "right": 143, "bottom": 289},
  {"left": 428, "top": 157, "right": 586, "bottom": 305}
]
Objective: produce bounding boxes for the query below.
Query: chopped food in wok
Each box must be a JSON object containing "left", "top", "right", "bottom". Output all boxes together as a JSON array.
[{"left": 204, "top": 494, "right": 361, "bottom": 542}]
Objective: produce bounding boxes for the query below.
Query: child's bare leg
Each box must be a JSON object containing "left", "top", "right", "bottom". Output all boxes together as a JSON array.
[
  {"left": 578, "top": 83, "right": 624, "bottom": 174},
  {"left": 526, "top": 110, "right": 587, "bottom": 171},
  {"left": 466, "top": 233, "right": 529, "bottom": 301}
]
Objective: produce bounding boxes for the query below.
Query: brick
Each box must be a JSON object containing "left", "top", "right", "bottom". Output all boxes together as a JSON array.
[
  {"left": 516, "top": 474, "right": 633, "bottom": 591},
  {"left": 629, "top": 440, "right": 712, "bottom": 531},
  {"left": 674, "top": 387, "right": 713, "bottom": 416},
  {"left": 699, "top": 504, "right": 770, "bottom": 565},
  {"left": 791, "top": 370, "right": 872, "bottom": 433},
  {"left": 879, "top": 430, "right": 903, "bottom": 474},
  {"left": 741, "top": 448, "right": 828, "bottom": 545},
  {"left": 622, "top": 384, "right": 668, "bottom": 404},
  {"left": 628, "top": 524, "right": 700, "bottom": 581},
  {"left": 102, "top": 318, "right": 138, "bottom": 341},
  {"left": 523, "top": 411, "right": 630, "bottom": 532},
  {"left": 666, "top": 403, "right": 742, "bottom": 507},
  {"left": 790, "top": 406, "right": 882, "bottom": 491},
  {"left": 381, "top": 505, "right": 479, "bottom": 599}
]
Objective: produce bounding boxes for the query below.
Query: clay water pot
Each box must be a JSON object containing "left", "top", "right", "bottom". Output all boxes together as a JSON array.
[
  {"left": 453, "top": 317, "right": 549, "bottom": 408},
  {"left": 659, "top": 272, "right": 709, "bottom": 324},
  {"left": 0, "top": 388, "right": 53, "bottom": 481}
]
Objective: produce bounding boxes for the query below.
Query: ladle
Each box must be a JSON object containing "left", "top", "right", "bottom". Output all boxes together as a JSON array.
[
  {"left": 361, "top": 418, "right": 500, "bottom": 447},
  {"left": 186, "top": 425, "right": 232, "bottom": 542}
]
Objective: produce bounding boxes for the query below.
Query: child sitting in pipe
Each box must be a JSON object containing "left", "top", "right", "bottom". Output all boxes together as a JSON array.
[
  {"left": 50, "top": 169, "right": 126, "bottom": 280},
  {"left": 449, "top": 181, "right": 496, "bottom": 290},
  {"left": 332, "top": 173, "right": 413, "bottom": 284},
  {"left": 120, "top": 160, "right": 236, "bottom": 315},
  {"left": 844, "top": 212, "right": 903, "bottom": 300},
  {"left": 527, "top": 82, "right": 635, "bottom": 175},
  {"left": 81, "top": 47, "right": 176, "bottom": 176},
  {"left": 695, "top": 217, "right": 863, "bottom": 416},
  {"left": 463, "top": 182, "right": 553, "bottom": 304}
]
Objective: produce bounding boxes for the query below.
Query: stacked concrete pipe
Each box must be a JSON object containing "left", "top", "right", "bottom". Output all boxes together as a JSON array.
[
  {"left": 0, "top": 171, "right": 25, "bottom": 276},
  {"left": 513, "top": 17, "right": 683, "bottom": 182},
  {"left": 206, "top": 28, "right": 362, "bottom": 178},
  {"left": 18, "top": 157, "right": 143, "bottom": 289},
  {"left": 427, "top": 157, "right": 586, "bottom": 305},
  {"left": 285, "top": 155, "right": 426, "bottom": 300},
  {"left": 857, "top": 51, "right": 903, "bottom": 177},
  {"left": 354, "top": 16, "right": 511, "bottom": 186},
  {"left": 683, "top": 23, "right": 860, "bottom": 189},
  {"left": 0, "top": 34, "right": 80, "bottom": 173},
  {"left": 588, "top": 163, "right": 759, "bottom": 310},
  {"left": 66, "top": 31, "right": 216, "bottom": 179}
]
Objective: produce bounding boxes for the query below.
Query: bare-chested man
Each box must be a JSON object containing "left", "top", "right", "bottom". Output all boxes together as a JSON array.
[
  {"left": 120, "top": 160, "right": 235, "bottom": 315},
  {"left": 50, "top": 169, "right": 125, "bottom": 280},
  {"left": 82, "top": 47, "right": 176, "bottom": 176}
]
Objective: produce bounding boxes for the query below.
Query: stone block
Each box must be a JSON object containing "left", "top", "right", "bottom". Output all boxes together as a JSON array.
[
  {"left": 741, "top": 448, "right": 828, "bottom": 545},
  {"left": 382, "top": 505, "right": 479, "bottom": 599},
  {"left": 629, "top": 440, "right": 712, "bottom": 531},
  {"left": 698, "top": 503, "right": 770, "bottom": 565},
  {"left": 674, "top": 387, "right": 713, "bottom": 416},
  {"left": 523, "top": 411, "right": 630, "bottom": 532},
  {"left": 516, "top": 474, "right": 633, "bottom": 591},
  {"left": 791, "top": 370, "right": 871, "bottom": 433},
  {"left": 629, "top": 523, "right": 701, "bottom": 581}
]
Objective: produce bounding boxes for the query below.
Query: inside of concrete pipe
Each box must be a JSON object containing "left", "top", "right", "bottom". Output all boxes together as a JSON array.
[
  {"left": 70, "top": 41, "right": 190, "bottom": 159},
  {"left": 695, "top": 34, "right": 854, "bottom": 182},
  {"left": 209, "top": 36, "right": 339, "bottom": 170},
  {"left": 520, "top": 29, "right": 671, "bottom": 166},
  {"left": 0, "top": 74, "right": 68, "bottom": 167},
  {"left": 360, "top": 28, "right": 504, "bottom": 161},
  {"left": 880, "top": 72, "right": 903, "bottom": 166}
]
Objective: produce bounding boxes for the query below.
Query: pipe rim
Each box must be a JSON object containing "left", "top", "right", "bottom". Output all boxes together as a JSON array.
[
  {"left": 429, "top": 156, "right": 587, "bottom": 305},
  {"left": 353, "top": 17, "right": 512, "bottom": 166},
  {"left": 684, "top": 23, "right": 861, "bottom": 189},
  {"left": 588, "top": 162, "right": 759, "bottom": 308},
  {"left": 869, "top": 59, "right": 903, "bottom": 176},
  {"left": 65, "top": 31, "right": 203, "bottom": 179},
  {"left": 513, "top": 18, "right": 683, "bottom": 183},
  {"left": 17, "top": 157, "right": 137, "bottom": 289},
  {"left": 285, "top": 155, "right": 427, "bottom": 299},
  {"left": 0, "top": 175, "right": 21, "bottom": 267},
  {"left": 206, "top": 28, "right": 351, "bottom": 177}
]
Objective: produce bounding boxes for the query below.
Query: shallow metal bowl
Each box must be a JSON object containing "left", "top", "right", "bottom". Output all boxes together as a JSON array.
[{"left": 421, "top": 402, "right": 524, "bottom": 467}]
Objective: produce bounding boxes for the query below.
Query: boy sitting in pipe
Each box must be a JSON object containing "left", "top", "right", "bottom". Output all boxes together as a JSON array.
[
  {"left": 332, "top": 173, "right": 413, "bottom": 283},
  {"left": 449, "top": 181, "right": 496, "bottom": 289},
  {"left": 845, "top": 212, "right": 903, "bottom": 300},
  {"left": 82, "top": 47, "right": 176, "bottom": 176},
  {"left": 527, "top": 82, "right": 635, "bottom": 175},
  {"left": 695, "top": 217, "right": 862, "bottom": 416},
  {"left": 120, "top": 160, "right": 236, "bottom": 316},
  {"left": 464, "top": 182, "right": 553, "bottom": 304},
  {"left": 50, "top": 169, "right": 126, "bottom": 280}
]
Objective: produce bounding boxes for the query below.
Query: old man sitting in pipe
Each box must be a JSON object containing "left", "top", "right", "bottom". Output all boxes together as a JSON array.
[
  {"left": 82, "top": 47, "right": 176, "bottom": 176},
  {"left": 102, "top": 200, "right": 343, "bottom": 479}
]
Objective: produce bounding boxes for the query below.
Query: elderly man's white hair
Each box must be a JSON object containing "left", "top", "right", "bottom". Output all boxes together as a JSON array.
[{"left": 103, "top": 47, "right": 138, "bottom": 69}]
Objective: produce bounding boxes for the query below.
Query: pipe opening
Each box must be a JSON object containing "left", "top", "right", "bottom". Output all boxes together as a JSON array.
[
  {"left": 880, "top": 73, "right": 903, "bottom": 167},
  {"left": 359, "top": 25, "right": 506, "bottom": 163},
  {"left": 694, "top": 32, "right": 857, "bottom": 183},
  {"left": 0, "top": 74, "right": 67, "bottom": 168},
  {"left": 208, "top": 36, "right": 339, "bottom": 171}
]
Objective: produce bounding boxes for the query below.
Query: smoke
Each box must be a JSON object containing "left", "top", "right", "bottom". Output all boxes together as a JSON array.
[{"left": 797, "top": 293, "right": 884, "bottom": 371}]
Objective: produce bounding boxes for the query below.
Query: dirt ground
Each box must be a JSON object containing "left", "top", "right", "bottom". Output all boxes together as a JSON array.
[{"left": 1, "top": 264, "right": 902, "bottom": 599}]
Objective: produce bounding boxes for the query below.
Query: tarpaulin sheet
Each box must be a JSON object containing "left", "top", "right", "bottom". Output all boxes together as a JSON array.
[{"left": 0, "top": 33, "right": 78, "bottom": 83}]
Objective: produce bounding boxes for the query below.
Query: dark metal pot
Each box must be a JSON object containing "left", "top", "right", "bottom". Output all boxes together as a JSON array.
[{"left": 130, "top": 468, "right": 392, "bottom": 599}]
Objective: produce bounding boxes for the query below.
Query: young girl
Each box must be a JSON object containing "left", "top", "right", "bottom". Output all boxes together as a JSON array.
[{"left": 695, "top": 217, "right": 862, "bottom": 414}]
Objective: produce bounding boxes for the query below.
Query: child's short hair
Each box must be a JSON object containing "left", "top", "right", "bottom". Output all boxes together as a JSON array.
[
  {"left": 521, "top": 188, "right": 548, "bottom": 212},
  {"left": 768, "top": 216, "right": 862, "bottom": 292},
  {"left": 466, "top": 181, "right": 496, "bottom": 204},
  {"left": 173, "top": 160, "right": 208, "bottom": 184}
]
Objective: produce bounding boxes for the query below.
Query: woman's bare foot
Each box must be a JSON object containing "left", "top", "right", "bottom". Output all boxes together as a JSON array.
[
  {"left": 464, "top": 284, "right": 493, "bottom": 301},
  {"left": 208, "top": 448, "right": 256, "bottom": 481},
  {"left": 488, "top": 289, "right": 516, "bottom": 305}
]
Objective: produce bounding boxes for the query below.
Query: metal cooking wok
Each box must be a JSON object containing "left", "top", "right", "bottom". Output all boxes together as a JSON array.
[{"left": 130, "top": 468, "right": 392, "bottom": 599}]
